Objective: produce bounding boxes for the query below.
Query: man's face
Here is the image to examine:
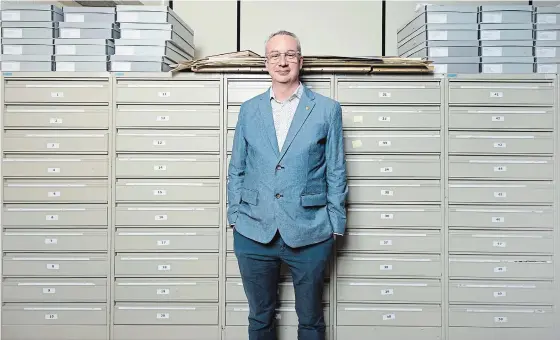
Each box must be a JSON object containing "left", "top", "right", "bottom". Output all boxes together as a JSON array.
[{"left": 265, "top": 34, "right": 303, "bottom": 84}]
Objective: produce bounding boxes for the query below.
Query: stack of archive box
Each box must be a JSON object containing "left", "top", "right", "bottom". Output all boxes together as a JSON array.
[
  {"left": 1, "top": 74, "right": 112, "bottom": 338},
  {"left": 112, "top": 73, "right": 221, "bottom": 339},
  {"left": 54, "top": 6, "right": 118, "bottom": 72},
  {"left": 447, "top": 77, "right": 555, "bottom": 339},
  {"left": 534, "top": 6, "right": 560, "bottom": 74},
  {"left": 0, "top": 2, "right": 61, "bottom": 71},
  {"left": 111, "top": 6, "right": 195, "bottom": 72}
]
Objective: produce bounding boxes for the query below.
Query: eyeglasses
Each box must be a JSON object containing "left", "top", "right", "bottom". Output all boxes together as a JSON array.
[{"left": 266, "top": 51, "right": 300, "bottom": 63}]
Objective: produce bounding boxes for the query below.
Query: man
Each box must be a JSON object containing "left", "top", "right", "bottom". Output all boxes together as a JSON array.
[{"left": 227, "top": 30, "right": 348, "bottom": 340}]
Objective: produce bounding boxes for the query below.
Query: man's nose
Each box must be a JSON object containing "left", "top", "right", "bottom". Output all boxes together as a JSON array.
[{"left": 278, "top": 55, "right": 288, "bottom": 65}]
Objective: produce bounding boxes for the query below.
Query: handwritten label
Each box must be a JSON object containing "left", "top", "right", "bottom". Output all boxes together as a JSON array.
[
  {"left": 494, "top": 191, "right": 507, "bottom": 198},
  {"left": 378, "top": 116, "right": 391, "bottom": 122},
  {"left": 490, "top": 91, "right": 503, "bottom": 98},
  {"left": 158, "top": 92, "right": 171, "bottom": 98},
  {"left": 494, "top": 142, "right": 506, "bottom": 148},
  {"left": 49, "top": 118, "right": 63, "bottom": 124},
  {"left": 494, "top": 291, "right": 506, "bottom": 298},
  {"left": 157, "top": 313, "right": 169, "bottom": 319},
  {"left": 51, "top": 92, "right": 64, "bottom": 98},
  {"left": 492, "top": 116, "right": 504, "bottom": 122},
  {"left": 153, "top": 140, "right": 166, "bottom": 146},
  {"left": 494, "top": 316, "right": 508, "bottom": 323},
  {"left": 47, "top": 143, "right": 60, "bottom": 149},
  {"left": 156, "top": 115, "right": 169, "bottom": 122},
  {"left": 48, "top": 191, "right": 61, "bottom": 198},
  {"left": 378, "top": 91, "right": 391, "bottom": 98},
  {"left": 44, "top": 238, "right": 58, "bottom": 245},
  {"left": 378, "top": 140, "right": 391, "bottom": 147}
]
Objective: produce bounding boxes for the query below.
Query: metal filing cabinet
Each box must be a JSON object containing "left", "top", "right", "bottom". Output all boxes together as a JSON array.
[
  {"left": 446, "top": 74, "right": 556, "bottom": 340},
  {"left": 112, "top": 72, "right": 222, "bottom": 340},
  {"left": 1, "top": 72, "right": 111, "bottom": 340},
  {"left": 334, "top": 75, "right": 444, "bottom": 340}
]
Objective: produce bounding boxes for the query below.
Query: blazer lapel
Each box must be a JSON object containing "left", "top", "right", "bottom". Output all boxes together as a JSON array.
[
  {"left": 279, "top": 87, "right": 316, "bottom": 160},
  {"left": 258, "top": 94, "right": 280, "bottom": 156}
]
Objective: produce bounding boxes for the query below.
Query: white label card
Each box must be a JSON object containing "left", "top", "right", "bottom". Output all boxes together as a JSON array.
[
  {"left": 153, "top": 140, "right": 166, "bottom": 146},
  {"left": 157, "top": 240, "right": 170, "bottom": 246},
  {"left": 381, "top": 213, "right": 393, "bottom": 220},
  {"left": 112, "top": 62, "right": 132, "bottom": 71},
  {"left": 51, "top": 92, "right": 64, "bottom": 98},
  {"left": 45, "top": 313, "right": 58, "bottom": 320},
  {"left": 537, "top": 31, "right": 557, "bottom": 41},
  {"left": 3, "top": 45, "right": 22, "bottom": 55},
  {"left": 157, "top": 288, "right": 170, "bottom": 295},
  {"left": 378, "top": 116, "right": 391, "bottom": 122},
  {"left": 483, "top": 64, "right": 503, "bottom": 74},
  {"left": 481, "top": 30, "right": 501, "bottom": 40},
  {"left": 43, "top": 287, "right": 56, "bottom": 294},
  {"left": 158, "top": 264, "right": 171, "bottom": 271},
  {"left": 380, "top": 239, "right": 392, "bottom": 246},
  {"left": 3, "top": 28, "right": 23, "bottom": 38},
  {"left": 494, "top": 291, "right": 507, "bottom": 297},
  {"left": 383, "top": 313, "right": 395, "bottom": 321},
  {"left": 537, "top": 47, "right": 556, "bottom": 58},
  {"left": 494, "top": 191, "right": 506, "bottom": 198},
  {"left": 154, "top": 165, "right": 167, "bottom": 171},
  {"left": 2, "top": 11, "right": 21, "bottom": 21},
  {"left": 56, "top": 62, "right": 75, "bottom": 72},
  {"left": 61, "top": 28, "right": 81, "bottom": 39},
  {"left": 494, "top": 142, "right": 506, "bottom": 148},
  {"left": 494, "top": 266, "right": 507, "bottom": 273},
  {"left": 2, "top": 62, "right": 20, "bottom": 71},
  {"left": 381, "top": 190, "right": 393, "bottom": 196},
  {"left": 484, "top": 13, "right": 502, "bottom": 23},
  {"left": 428, "top": 31, "right": 447, "bottom": 40},
  {"left": 117, "top": 46, "right": 135, "bottom": 55},
  {"left": 482, "top": 47, "right": 502, "bottom": 57},
  {"left": 48, "top": 167, "right": 60, "bottom": 173},
  {"left": 492, "top": 116, "right": 504, "bottom": 122},
  {"left": 380, "top": 264, "right": 393, "bottom": 271},
  {"left": 46, "top": 214, "right": 59, "bottom": 221},
  {"left": 50, "top": 118, "right": 63, "bottom": 124},
  {"left": 157, "top": 313, "right": 169, "bottom": 319},
  {"left": 46, "top": 263, "right": 59, "bottom": 270},
  {"left": 493, "top": 240, "right": 507, "bottom": 248},
  {"left": 428, "top": 13, "right": 447, "bottom": 23},
  {"left": 492, "top": 216, "right": 504, "bottom": 223},
  {"left": 494, "top": 316, "right": 508, "bottom": 323},
  {"left": 430, "top": 47, "right": 448, "bottom": 57},
  {"left": 494, "top": 165, "right": 507, "bottom": 172},
  {"left": 434, "top": 64, "right": 447, "bottom": 74},
  {"left": 47, "top": 143, "right": 60, "bottom": 149},
  {"left": 156, "top": 115, "right": 170, "bottom": 122},
  {"left": 158, "top": 91, "right": 171, "bottom": 98},
  {"left": 490, "top": 91, "right": 503, "bottom": 98},
  {"left": 155, "top": 214, "right": 168, "bottom": 221},
  {"left": 378, "top": 140, "right": 391, "bottom": 147},
  {"left": 48, "top": 191, "right": 61, "bottom": 198},
  {"left": 381, "top": 288, "right": 394, "bottom": 295},
  {"left": 351, "top": 140, "right": 362, "bottom": 148},
  {"left": 380, "top": 167, "right": 393, "bottom": 173},
  {"left": 153, "top": 189, "right": 167, "bottom": 196},
  {"left": 44, "top": 238, "right": 58, "bottom": 244},
  {"left": 378, "top": 91, "right": 391, "bottom": 98}
]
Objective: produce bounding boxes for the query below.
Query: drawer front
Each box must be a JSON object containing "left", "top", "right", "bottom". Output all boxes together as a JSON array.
[
  {"left": 348, "top": 180, "right": 441, "bottom": 203},
  {"left": 448, "top": 327, "right": 554, "bottom": 340},
  {"left": 448, "top": 81, "right": 554, "bottom": 105},
  {"left": 116, "top": 80, "right": 220, "bottom": 104},
  {"left": 3, "top": 180, "right": 108, "bottom": 203},
  {"left": 115, "top": 228, "right": 219, "bottom": 252},
  {"left": 116, "top": 130, "right": 220, "bottom": 153},
  {"left": 448, "top": 156, "right": 553, "bottom": 180},
  {"left": 114, "top": 279, "right": 218, "bottom": 302},
  {"left": 113, "top": 325, "right": 219, "bottom": 340},
  {"left": 115, "top": 179, "right": 220, "bottom": 203},
  {"left": 448, "top": 181, "right": 553, "bottom": 204},
  {"left": 336, "top": 255, "right": 441, "bottom": 278},
  {"left": 114, "top": 253, "right": 219, "bottom": 277},
  {"left": 337, "top": 81, "right": 441, "bottom": 104},
  {"left": 448, "top": 205, "right": 553, "bottom": 229},
  {"left": 2, "top": 278, "right": 107, "bottom": 303},
  {"left": 227, "top": 106, "right": 240, "bottom": 129},
  {"left": 345, "top": 132, "right": 441, "bottom": 153},
  {"left": 448, "top": 106, "right": 554, "bottom": 130},
  {"left": 341, "top": 105, "right": 441, "bottom": 129},
  {"left": 115, "top": 204, "right": 220, "bottom": 227},
  {"left": 449, "top": 132, "right": 553, "bottom": 155},
  {"left": 3, "top": 229, "right": 108, "bottom": 252},
  {"left": 2, "top": 156, "right": 109, "bottom": 178},
  {"left": 337, "top": 279, "right": 441, "bottom": 303},
  {"left": 2, "top": 304, "right": 107, "bottom": 325},
  {"left": 3, "top": 131, "right": 109, "bottom": 154},
  {"left": 116, "top": 155, "right": 220, "bottom": 178},
  {"left": 448, "top": 230, "right": 554, "bottom": 254},
  {"left": 5, "top": 79, "right": 110, "bottom": 103},
  {"left": 2, "top": 325, "right": 108, "bottom": 340},
  {"left": 116, "top": 105, "right": 220, "bottom": 128},
  {"left": 336, "top": 304, "right": 441, "bottom": 327},
  {"left": 226, "top": 304, "right": 329, "bottom": 326},
  {"left": 4, "top": 105, "right": 109, "bottom": 129},
  {"left": 340, "top": 229, "right": 441, "bottom": 253},
  {"left": 338, "top": 326, "right": 441, "bottom": 340},
  {"left": 114, "top": 304, "right": 218, "bottom": 325},
  {"left": 225, "top": 279, "right": 329, "bottom": 303},
  {"left": 449, "top": 255, "right": 553, "bottom": 280},
  {"left": 449, "top": 306, "right": 554, "bottom": 328},
  {"left": 3, "top": 253, "right": 108, "bottom": 277},
  {"left": 227, "top": 80, "right": 330, "bottom": 104},
  {"left": 347, "top": 205, "right": 442, "bottom": 229},
  {"left": 346, "top": 155, "right": 440, "bottom": 178},
  {"left": 449, "top": 280, "right": 554, "bottom": 305},
  {"left": 2, "top": 204, "right": 108, "bottom": 227}
]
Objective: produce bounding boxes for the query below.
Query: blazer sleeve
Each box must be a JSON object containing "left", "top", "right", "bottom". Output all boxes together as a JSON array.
[
  {"left": 226, "top": 103, "right": 248, "bottom": 226},
  {"left": 326, "top": 101, "right": 348, "bottom": 235}
]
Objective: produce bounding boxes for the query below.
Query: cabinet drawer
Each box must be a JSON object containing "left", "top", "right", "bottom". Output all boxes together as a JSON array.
[
  {"left": 225, "top": 279, "right": 329, "bottom": 303},
  {"left": 3, "top": 229, "right": 108, "bottom": 252},
  {"left": 2, "top": 155, "right": 109, "bottom": 178},
  {"left": 346, "top": 155, "right": 440, "bottom": 178},
  {"left": 448, "top": 181, "right": 553, "bottom": 204},
  {"left": 2, "top": 204, "right": 108, "bottom": 227},
  {"left": 2, "top": 278, "right": 107, "bottom": 303},
  {"left": 116, "top": 154, "right": 220, "bottom": 178},
  {"left": 227, "top": 106, "right": 240, "bottom": 129},
  {"left": 115, "top": 228, "right": 219, "bottom": 252},
  {"left": 115, "top": 179, "right": 220, "bottom": 203},
  {"left": 448, "top": 106, "right": 554, "bottom": 130},
  {"left": 226, "top": 304, "right": 329, "bottom": 326},
  {"left": 449, "top": 255, "right": 553, "bottom": 280},
  {"left": 340, "top": 229, "right": 441, "bottom": 253},
  {"left": 2, "top": 303, "right": 107, "bottom": 325},
  {"left": 337, "top": 304, "right": 441, "bottom": 326},
  {"left": 347, "top": 205, "right": 442, "bottom": 229},
  {"left": 116, "top": 129, "right": 220, "bottom": 153},
  {"left": 338, "top": 326, "right": 441, "bottom": 340},
  {"left": 449, "top": 305, "right": 554, "bottom": 328},
  {"left": 449, "top": 230, "right": 554, "bottom": 254},
  {"left": 115, "top": 204, "right": 220, "bottom": 227},
  {"left": 448, "top": 205, "right": 553, "bottom": 230},
  {"left": 113, "top": 325, "right": 219, "bottom": 340},
  {"left": 348, "top": 180, "right": 441, "bottom": 203},
  {"left": 448, "top": 327, "right": 554, "bottom": 340},
  {"left": 3, "top": 253, "right": 108, "bottom": 277},
  {"left": 116, "top": 105, "right": 220, "bottom": 128},
  {"left": 4, "top": 105, "right": 109, "bottom": 129},
  {"left": 336, "top": 254, "right": 441, "bottom": 278},
  {"left": 449, "top": 155, "right": 553, "bottom": 180},
  {"left": 4, "top": 79, "right": 110, "bottom": 103},
  {"left": 341, "top": 105, "right": 441, "bottom": 129},
  {"left": 114, "top": 279, "right": 218, "bottom": 302},
  {"left": 337, "top": 279, "right": 441, "bottom": 303},
  {"left": 449, "top": 131, "right": 553, "bottom": 155},
  {"left": 2, "top": 325, "right": 108, "bottom": 340},
  {"left": 345, "top": 131, "right": 441, "bottom": 154},
  {"left": 116, "top": 80, "right": 220, "bottom": 104},
  {"left": 227, "top": 79, "right": 330, "bottom": 104},
  {"left": 449, "top": 280, "right": 554, "bottom": 305},
  {"left": 3, "top": 179, "right": 108, "bottom": 203},
  {"left": 3, "top": 130, "right": 108, "bottom": 154},
  {"left": 448, "top": 81, "right": 554, "bottom": 105},
  {"left": 114, "top": 253, "right": 219, "bottom": 277},
  {"left": 337, "top": 81, "right": 441, "bottom": 104},
  {"left": 114, "top": 303, "right": 218, "bottom": 325}
]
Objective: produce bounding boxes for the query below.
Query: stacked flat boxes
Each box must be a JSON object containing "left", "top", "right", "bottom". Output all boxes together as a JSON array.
[
  {"left": 534, "top": 6, "right": 560, "bottom": 74},
  {"left": 0, "top": 3, "right": 62, "bottom": 72},
  {"left": 397, "top": 5, "right": 480, "bottom": 74},
  {"left": 112, "top": 6, "right": 195, "bottom": 72},
  {"left": 54, "top": 7, "right": 118, "bottom": 72},
  {"left": 223, "top": 75, "right": 333, "bottom": 340},
  {"left": 0, "top": 73, "right": 111, "bottom": 339},
  {"left": 112, "top": 73, "right": 221, "bottom": 340},
  {"left": 334, "top": 76, "right": 443, "bottom": 339},
  {"left": 447, "top": 76, "right": 555, "bottom": 339}
]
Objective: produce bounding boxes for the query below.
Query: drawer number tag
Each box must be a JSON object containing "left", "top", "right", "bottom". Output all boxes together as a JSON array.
[
  {"left": 154, "top": 165, "right": 167, "bottom": 171},
  {"left": 48, "top": 191, "right": 61, "bottom": 197},
  {"left": 492, "top": 216, "right": 504, "bottom": 223},
  {"left": 381, "top": 288, "right": 394, "bottom": 295},
  {"left": 47, "top": 143, "right": 60, "bottom": 149},
  {"left": 493, "top": 240, "right": 506, "bottom": 248},
  {"left": 158, "top": 264, "right": 171, "bottom": 271},
  {"left": 153, "top": 189, "right": 167, "bottom": 196},
  {"left": 490, "top": 91, "right": 503, "bottom": 98},
  {"left": 379, "top": 140, "right": 391, "bottom": 147},
  {"left": 46, "top": 214, "right": 59, "bottom": 221},
  {"left": 381, "top": 213, "right": 393, "bottom": 220},
  {"left": 380, "top": 239, "right": 392, "bottom": 246},
  {"left": 157, "top": 313, "right": 170, "bottom": 319},
  {"left": 155, "top": 214, "right": 168, "bottom": 221},
  {"left": 494, "top": 266, "right": 507, "bottom": 273},
  {"left": 51, "top": 92, "right": 64, "bottom": 98},
  {"left": 380, "top": 167, "right": 393, "bottom": 173},
  {"left": 494, "top": 191, "right": 506, "bottom": 198},
  {"left": 47, "top": 167, "right": 60, "bottom": 173},
  {"left": 158, "top": 91, "right": 171, "bottom": 98},
  {"left": 44, "top": 238, "right": 58, "bottom": 244},
  {"left": 46, "top": 263, "right": 59, "bottom": 270},
  {"left": 494, "top": 166, "right": 507, "bottom": 172},
  {"left": 378, "top": 92, "right": 391, "bottom": 98},
  {"left": 153, "top": 140, "right": 166, "bottom": 146},
  {"left": 378, "top": 116, "right": 391, "bottom": 122},
  {"left": 43, "top": 287, "right": 56, "bottom": 294},
  {"left": 494, "top": 291, "right": 506, "bottom": 298},
  {"left": 156, "top": 115, "right": 170, "bottom": 121},
  {"left": 494, "top": 316, "right": 508, "bottom": 323},
  {"left": 493, "top": 142, "right": 506, "bottom": 148},
  {"left": 157, "top": 288, "right": 170, "bottom": 295},
  {"left": 380, "top": 264, "right": 393, "bottom": 271},
  {"left": 45, "top": 313, "right": 58, "bottom": 320},
  {"left": 157, "top": 239, "right": 170, "bottom": 246},
  {"left": 382, "top": 313, "right": 395, "bottom": 321},
  {"left": 49, "top": 118, "right": 63, "bottom": 124},
  {"left": 381, "top": 190, "right": 393, "bottom": 196},
  {"left": 492, "top": 116, "right": 504, "bottom": 122}
]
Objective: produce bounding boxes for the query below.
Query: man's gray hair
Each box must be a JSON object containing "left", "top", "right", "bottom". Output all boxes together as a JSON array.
[{"left": 265, "top": 30, "right": 302, "bottom": 54}]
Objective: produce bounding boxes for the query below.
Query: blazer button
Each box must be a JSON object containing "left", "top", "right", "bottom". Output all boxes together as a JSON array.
[
  {"left": 276, "top": 164, "right": 282, "bottom": 170},
  {"left": 275, "top": 193, "right": 282, "bottom": 199}
]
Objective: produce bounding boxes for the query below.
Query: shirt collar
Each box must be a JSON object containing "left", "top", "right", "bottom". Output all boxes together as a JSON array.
[{"left": 269, "top": 82, "right": 303, "bottom": 102}]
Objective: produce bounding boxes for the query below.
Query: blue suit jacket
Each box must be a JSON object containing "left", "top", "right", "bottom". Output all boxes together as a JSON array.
[{"left": 227, "top": 84, "right": 348, "bottom": 248}]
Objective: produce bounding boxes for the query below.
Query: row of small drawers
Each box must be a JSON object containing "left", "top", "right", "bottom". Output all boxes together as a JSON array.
[
  {"left": 3, "top": 104, "right": 556, "bottom": 131},
  {"left": 2, "top": 179, "right": 554, "bottom": 204},
  {"left": 1, "top": 204, "right": 553, "bottom": 229},
  {"left": 3, "top": 78, "right": 555, "bottom": 107}
]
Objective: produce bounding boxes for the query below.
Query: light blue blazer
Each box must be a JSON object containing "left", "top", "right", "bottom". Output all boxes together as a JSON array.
[{"left": 227, "top": 84, "right": 348, "bottom": 248}]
